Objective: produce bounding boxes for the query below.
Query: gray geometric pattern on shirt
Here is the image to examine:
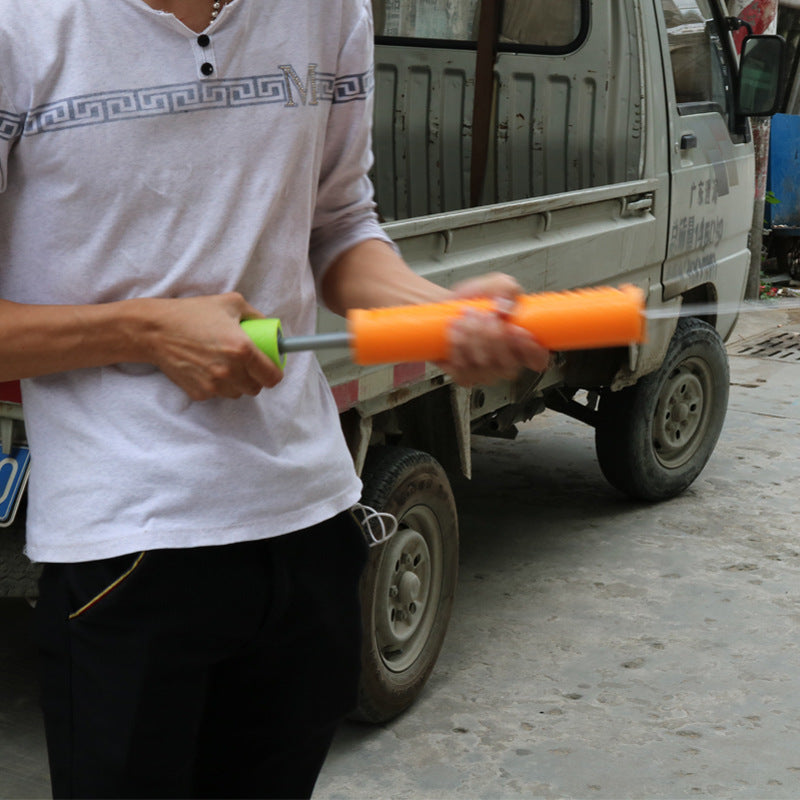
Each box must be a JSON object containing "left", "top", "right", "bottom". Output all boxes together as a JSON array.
[
  {"left": 0, "top": 69, "right": 372, "bottom": 141},
  {"left": 0, "top": 110, "right": 23, "bottom": 141}
]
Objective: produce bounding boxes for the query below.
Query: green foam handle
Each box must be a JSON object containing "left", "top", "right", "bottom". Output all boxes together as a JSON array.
[{"left": 240, "top": 318, "right": 286, "bottom": 368}]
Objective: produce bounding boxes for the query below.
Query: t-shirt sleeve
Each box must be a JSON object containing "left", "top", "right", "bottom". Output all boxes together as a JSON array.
[
  {"left": 0, "top": 75, "right": 23, "bottom": 194},
  {"left": 308, "top": 0, "right": 396, "bottom": 295}
]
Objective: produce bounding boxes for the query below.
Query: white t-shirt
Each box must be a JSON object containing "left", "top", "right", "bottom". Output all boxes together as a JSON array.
[{"left": 0, "top": 0, "right": 391, "bottom": 562}]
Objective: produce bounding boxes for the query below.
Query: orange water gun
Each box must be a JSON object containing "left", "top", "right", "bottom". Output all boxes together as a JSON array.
[{"left": 241, "top": 284, "right": 647, "bottom": 367}]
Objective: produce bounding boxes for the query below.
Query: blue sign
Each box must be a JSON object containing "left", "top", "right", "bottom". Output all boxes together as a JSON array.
[{"left": 0, "top": 446, "right": 30, "bottom": 526}]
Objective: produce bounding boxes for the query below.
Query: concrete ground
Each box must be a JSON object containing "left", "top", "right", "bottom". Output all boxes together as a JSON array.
[{"left": 1, "top": 306, "right": 798, "bottom": 799}]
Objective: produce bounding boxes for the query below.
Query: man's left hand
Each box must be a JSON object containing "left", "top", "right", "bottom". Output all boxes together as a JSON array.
[{"left": 437, "top": 273, "right": 550, "bottom": 387}]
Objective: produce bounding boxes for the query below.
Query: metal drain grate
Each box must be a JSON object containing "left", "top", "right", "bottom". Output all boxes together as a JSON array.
[{"left": 733, "top": 329, "right": 800, "bottom": 362}]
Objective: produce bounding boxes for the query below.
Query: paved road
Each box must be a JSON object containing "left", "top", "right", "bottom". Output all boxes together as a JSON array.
[{"left": 1, "top": 309, "right": 799, "bottom": 799}]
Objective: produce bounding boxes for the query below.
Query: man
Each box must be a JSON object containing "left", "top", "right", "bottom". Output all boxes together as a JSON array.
[{"left": 0, "top": 1, "right": 547, "bottom": 797}]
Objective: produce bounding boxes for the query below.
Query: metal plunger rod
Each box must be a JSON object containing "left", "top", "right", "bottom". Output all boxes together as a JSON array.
[{"left": 279, "top": 331, "right": 351, "bottom": 353}]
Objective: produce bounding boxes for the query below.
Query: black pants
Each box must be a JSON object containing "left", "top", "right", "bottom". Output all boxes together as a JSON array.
[{"left": 35, "top": 513, "right": 368, "bottom": 799}]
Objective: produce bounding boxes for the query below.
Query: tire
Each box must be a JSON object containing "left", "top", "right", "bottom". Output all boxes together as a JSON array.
[
  {"left": 353, "top": 446, "right": 459, "bottom": 723},
  {"left": 595, "top": 317, "right": 729, "bottom": 501}
]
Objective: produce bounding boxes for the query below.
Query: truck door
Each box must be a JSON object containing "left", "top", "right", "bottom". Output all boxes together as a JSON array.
[{"left": 659, "top": 0, "right": 754, "bottom": 337}]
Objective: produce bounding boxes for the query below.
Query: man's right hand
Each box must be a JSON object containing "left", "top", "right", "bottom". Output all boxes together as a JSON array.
[{"left": 142, "top": 293, "right": 284, "bottom": 401}]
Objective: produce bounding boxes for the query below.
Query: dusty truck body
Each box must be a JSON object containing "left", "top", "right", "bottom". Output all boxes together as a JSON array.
[{"left": 0, "top": 0, "right": 784, "bottom": 721}]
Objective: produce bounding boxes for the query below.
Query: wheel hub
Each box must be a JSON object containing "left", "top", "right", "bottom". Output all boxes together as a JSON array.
[
  {"left": 399, "top": 570, "right": 422, "bottom": 606},
  {"left": 374, "top": 506, "right": 442, "bottom": 673},
  {"left": 673, "top": 401, "right": 690, "bottom": 423},
  {"left": 652, "top": 359, "right": 711, "bottom": 468}
]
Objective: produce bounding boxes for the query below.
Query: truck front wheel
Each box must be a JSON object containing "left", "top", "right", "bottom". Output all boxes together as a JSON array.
[
  {"left": 594, "top": 317, "right": 729, "bottom": 501},
  {"left": 353, "top": 446, "right": 458, "bottom": 723}
]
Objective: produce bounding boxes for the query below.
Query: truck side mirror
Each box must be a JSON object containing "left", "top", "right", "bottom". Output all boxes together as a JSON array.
[{"left": 737, "top": 34, "right": 786, "bottom": 117}]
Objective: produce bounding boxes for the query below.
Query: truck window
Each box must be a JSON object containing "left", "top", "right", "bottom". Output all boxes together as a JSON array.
[
  {"left": 662, "top": 0, "right": 735, "bottom": 125},
  {"left": 372, "top": 0, "right": 586, "bottom": 50},
  {"left": 499, "top": 1, "right": 583, "bottom": 49},
  {"left": 373, "top": 0, "right": 479, "bottom": 41}
]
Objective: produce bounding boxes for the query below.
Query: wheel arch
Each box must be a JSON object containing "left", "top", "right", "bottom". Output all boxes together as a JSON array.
[
  {"left": 341, "top": 384, "right": 472, "bottom": 479},
  {"left": 681, "top": 281, "right": 719, "bottom": 329}
]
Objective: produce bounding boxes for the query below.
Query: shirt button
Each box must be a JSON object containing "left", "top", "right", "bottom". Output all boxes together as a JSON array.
[
  {"left": 201, "top": 62, "right": 214, "bottom": 76},
  {"left": 197, "top": 34, "right": 210, "bottom": 47}
]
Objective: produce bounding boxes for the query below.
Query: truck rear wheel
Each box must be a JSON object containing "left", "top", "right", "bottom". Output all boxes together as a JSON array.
[
  {"left": 594, "top": 317, "right": 729, "bottom": 501},
  {"left": 353, "top": 446, "right": 458, "bottom": 723}
]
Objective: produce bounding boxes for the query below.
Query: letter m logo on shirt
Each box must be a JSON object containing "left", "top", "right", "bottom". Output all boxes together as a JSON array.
[{"left": 279, "top": 64, "right": 319, "bottom": 107}]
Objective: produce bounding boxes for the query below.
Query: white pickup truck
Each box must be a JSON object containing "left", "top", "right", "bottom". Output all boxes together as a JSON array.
[{"left": 0, "top": 0, "right": 785, "bottom": 723}]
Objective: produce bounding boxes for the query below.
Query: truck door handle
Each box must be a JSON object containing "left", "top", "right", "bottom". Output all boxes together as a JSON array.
[
  {"left": 621, "top": 194, "right": 654, "bottom": 217},
  {"left": 680, "top": 133, "right": 698, "bottom": 150}
]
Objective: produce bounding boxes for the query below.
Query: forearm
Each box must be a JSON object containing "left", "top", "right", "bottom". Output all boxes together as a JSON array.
[
  {"left": 0, "top": 297, "right": 156, "bottom": 381},
  {"left": 320, "top": 238, "right": 550, "bottom": 385},
  {"left": 320, "top": 239, "right": 452, "bottom": 315},
  {"left": 0, "top": 294, "right": 282, "bottom": 401}
]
